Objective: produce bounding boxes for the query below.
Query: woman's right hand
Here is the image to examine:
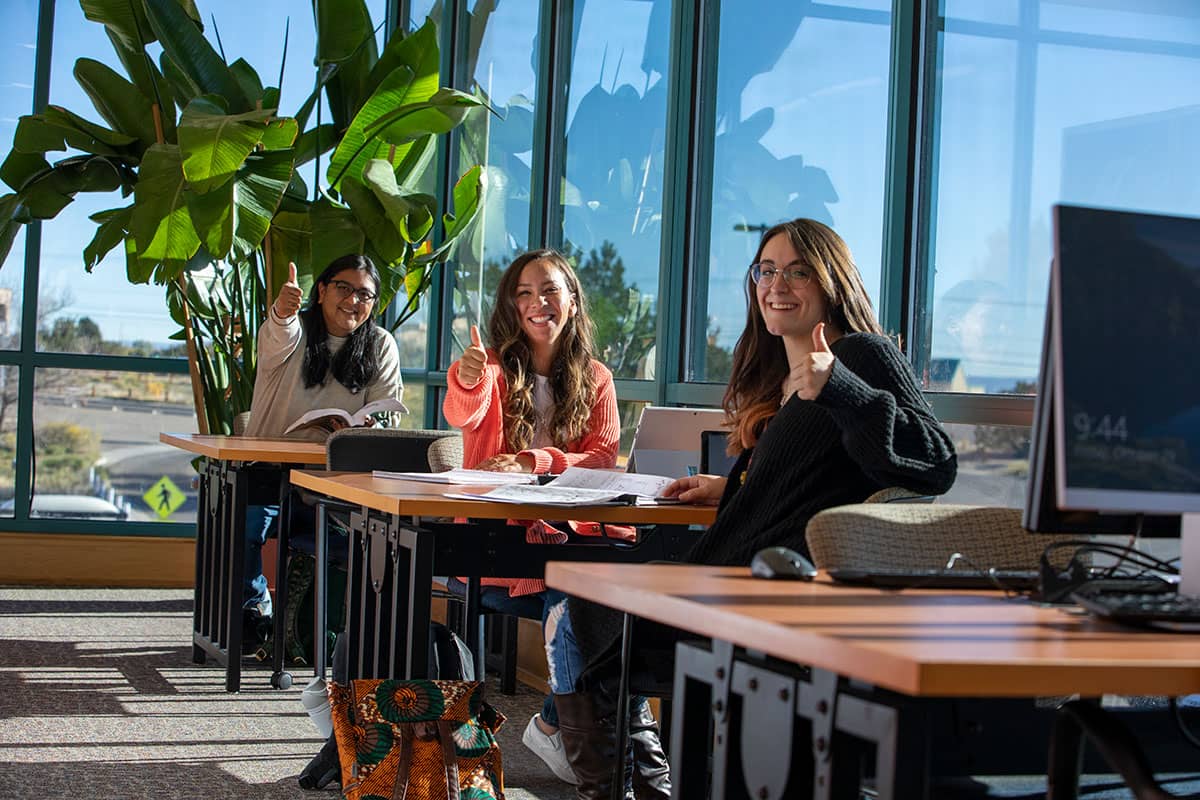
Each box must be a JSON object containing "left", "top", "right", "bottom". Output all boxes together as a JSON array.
[
  {"left": 274, "top": 262, "right": 303, "bottom": 319},
  {"left": 458, "top": 325, "right": 488, "bottom": 388},
  {"left": 662, "top": 474, "right": 726, "bottom": 505}
]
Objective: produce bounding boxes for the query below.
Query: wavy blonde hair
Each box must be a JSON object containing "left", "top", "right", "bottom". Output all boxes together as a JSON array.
[
  {"left": 487, "top": 250, "right": 598, "bottom": 450},
  {"left": 725, "top": 219, "right": 882, "bottom": 453}
]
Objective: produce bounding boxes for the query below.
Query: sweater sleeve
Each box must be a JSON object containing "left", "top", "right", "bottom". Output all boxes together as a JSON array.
[
  {"left": 518, "top": 362, "right": 619, "bottom": 474},
  {"left": 257, "top": 306, "right": 303, "bottom": 372},
  {"left": 815, "top": 335, "right": 957, "bottom": 495},
  {"left": 443, "top": 355, "right": 500, "bottom": 431}
]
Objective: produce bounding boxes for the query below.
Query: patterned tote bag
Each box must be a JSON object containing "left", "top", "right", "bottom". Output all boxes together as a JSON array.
[{"left": 330, "top": 679, "right": 505, "bottom": 799}]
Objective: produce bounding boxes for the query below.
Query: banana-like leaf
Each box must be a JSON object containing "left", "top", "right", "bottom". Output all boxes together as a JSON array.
[
  {"left": 83, "top": 205, "right": 133, "bottom": 271},
  {"left": 230, "top": 150, "right": 294, "bottom": 261},
  {"left": 360, "top": 159, "right": 434, "bottom": 244},
  {"left": 294, "top": 123, "right": 338, "bottom": 167},
  {"left": 130, "top": 143, "right": 201, "bottom": 268},
  {"left": 1, "top": 150, "right": 50, "bottom": 193},
  {"left": 14, "top": 110, "right": 136, "bottom": 157},
  {"left": 177, "top": 97, "right": 292, "bottom": 193},
  {"left": 364, "top": 88, "right": 485, "bottom": 146},
  {"left": 161, "top": 53, "right": 202, "bottom": 110},
  {"left": 105, "top": 30, "right": 177, "bottom": 143},
  {"left": 325, "top": 66, "right": 418, "bottom": 189},
  {"left": 0, "top": 193, "right": 21, "bottom": 269},
  {"left": 362, "top": 17, "right": 434, "bottom": 105},
  {"left": 229, "top": 58, "right": 265, "bottom": 108},
  {"left": 443, "top": 164, "right": 484, "bottom": 241},
  {"left": 308, "top": 199, "right": 365, "bottom": 274},
  {"left": 80, "top": 0, "right": 157, "bottom": 51},
  {"left": 144, "top": 0, "right": 250, "bottom": 112},
  {"left": 18, "top": 155, "right": 134, "bottom": 219},
  {"left": 268, "top": 209, "right": 313, "bottom": 287},
  {"left": 389, "top": 132, "right": 434, "bottom": 186},
  {"left": 314, "top": 0, "right": 378, "bottom": 130},
  {"left": 186, "top": 178, "right": 233, "bottom": 257},
  {"left": 294, "top": 62, "right": 339, "bottom": 131},
  {"left": 340, "top": 175, "right": 406, "bottom": 267},
  {"left": 74, "top": 58, "right": 158, "bottom": 151},
  {"left": 259, "top": 118, "right": 299, "bottom": 151}
]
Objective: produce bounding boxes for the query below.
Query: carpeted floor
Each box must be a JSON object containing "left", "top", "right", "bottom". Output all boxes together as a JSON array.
[{"left": 0, "top": 588, "right": 574, "bottom": 800}]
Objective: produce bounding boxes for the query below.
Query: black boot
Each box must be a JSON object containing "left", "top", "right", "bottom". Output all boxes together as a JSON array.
[
  {"left": 555, "top": 691, "right": 623, "bottom": 800},
  {"left": 629, "top": 699, "right": 671, "bottom": 799}
]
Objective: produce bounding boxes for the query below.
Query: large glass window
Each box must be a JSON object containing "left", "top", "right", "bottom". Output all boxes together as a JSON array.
[
  {"left": 698, "top": 2, "right": 894, "bottom": 382},
  {"left": 920, "top": 1, "right": 1200, "bottom": 396},
  {"left": 445, "top": 0, "right": 541, "bottom": 366},
  {"left": 560, "top": 0, "right": 670, "bottom": 380}
]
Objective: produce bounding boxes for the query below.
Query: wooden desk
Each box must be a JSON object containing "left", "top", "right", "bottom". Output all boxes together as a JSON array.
[
  {"left": 161, "top": 433, "right": 325, "bottom": 692},
  {"left": 545, "top": 562, "right": 1200, "bottom": 799},
  {"left": 289, "top": 470, "right": 716, "bottom": 682}
]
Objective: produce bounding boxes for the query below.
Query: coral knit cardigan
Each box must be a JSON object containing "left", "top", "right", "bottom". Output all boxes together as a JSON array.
[{"left": 443, "top": 352, "right": 621, "bottom": 596}]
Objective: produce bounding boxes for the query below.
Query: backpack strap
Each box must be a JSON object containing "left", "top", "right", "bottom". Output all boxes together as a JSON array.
[
  {"left": 391, "top": 725, "right": 415, "bottom": 800},
  {"left": 437, "top": 719, "right": 461, "bottom": 800}
]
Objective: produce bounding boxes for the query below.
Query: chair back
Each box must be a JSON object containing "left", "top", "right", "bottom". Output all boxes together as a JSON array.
[
  {"left": 426, "top": 435, "right": 464, "bottom": 472},
  {"left": 325, "top": 428, "right": 459, "bottom": 472},
  {"left": 805, "top": 503, "right": 1076, "bottom": 573},
  {"left": 233, "top": 411, "right": 252, "bottom": 436}
]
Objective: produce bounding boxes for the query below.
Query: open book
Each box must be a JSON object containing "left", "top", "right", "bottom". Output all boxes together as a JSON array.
[
  {"left": 283, "top": 397, "right": 409, "bottom": 437},
  {"left": 444, "top": 466, "right": 679, "bottom": 507},
  {"left": 372, "top": 468, "right": 537, "bottom": 486}
]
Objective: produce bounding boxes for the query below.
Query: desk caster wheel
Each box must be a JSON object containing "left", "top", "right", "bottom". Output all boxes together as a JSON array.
[{"left": 271, "top": 671, "right": 293, "bottom": 690}]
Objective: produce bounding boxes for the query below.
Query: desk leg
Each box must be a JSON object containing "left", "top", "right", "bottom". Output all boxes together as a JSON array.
[
  {"left": 191, "top": 459, "right": 214, "bottom": 664},
  {"left": 395, "top": 521, "right": 433, "bottom": 679},
  {"left": 464, "top": 575, "right": 484, "bottom": 680},
  {"left": 223, "top": 462, "right": 249, "bottom": 693},
  {"left": 270, "top": 477, "right": 294, "bottom": 690},
  {"left": 312, "top": 501, "right": 329, "bottom": 680},
  {"left": 610, "top": 612, "right": 634, "bottom": 800}
]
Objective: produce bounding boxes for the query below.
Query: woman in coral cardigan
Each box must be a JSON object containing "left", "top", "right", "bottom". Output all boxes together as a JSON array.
[{"left": 443, "top": 249, "right": 667, "bottom": 790}]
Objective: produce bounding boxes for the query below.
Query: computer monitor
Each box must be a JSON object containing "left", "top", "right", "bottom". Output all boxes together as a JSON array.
[{"left": 1023, "top": 204, "right": 1200, "bottom": 588}]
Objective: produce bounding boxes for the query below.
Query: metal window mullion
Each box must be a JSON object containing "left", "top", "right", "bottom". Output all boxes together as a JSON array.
[
  {"left": 1007, "top": 0, "right": 1041, "bottom": 316},
  {"left": 528, "top": 0, "right": 572, "bottom": 249}
]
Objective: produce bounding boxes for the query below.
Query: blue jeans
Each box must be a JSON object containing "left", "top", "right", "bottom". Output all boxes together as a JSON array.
[
  {"left": 243, "top": 504, "right": 279, "bottom": 618},
  {"left": 445, "top": 579, "right": 566, "bottom": 727}
]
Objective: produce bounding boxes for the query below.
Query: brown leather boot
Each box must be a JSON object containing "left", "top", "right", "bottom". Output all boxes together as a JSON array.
[
  {"left": 554, "top": 691, "right": 624, "bottom": 800},
  {"left": 629, "top": 699, "right": 671, "bottom": 799}
]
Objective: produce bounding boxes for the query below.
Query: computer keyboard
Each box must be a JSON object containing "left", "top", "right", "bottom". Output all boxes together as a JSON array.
[{"left": 1072, "top": 587, "right": 1200, "bottom": 627}]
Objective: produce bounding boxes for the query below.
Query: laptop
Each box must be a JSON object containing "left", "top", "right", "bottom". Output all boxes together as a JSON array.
[{"left": 627, "top": 406, "right": 728, "bottom": 479}]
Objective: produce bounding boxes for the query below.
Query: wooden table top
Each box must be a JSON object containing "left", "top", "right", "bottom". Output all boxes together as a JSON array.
[
  {"left": 289, "top": 469, "right": 719, "bottom": 526},
  {"left": 160, "top": 433, "right": 327, "bottom": 465},
  {"left": 545, "top": 561, "right": 1200, "bottom": 699}
]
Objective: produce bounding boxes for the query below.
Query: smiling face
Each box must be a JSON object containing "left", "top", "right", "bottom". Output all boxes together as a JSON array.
[
  {"left": 317, "top": 268, "right": 377, "bottom": 337},
  {"left": 513, "top": 258, "right": 578, "bottom": 357},
  {"left": 754, "top": 232, "right": 831, "bottom": 340}
]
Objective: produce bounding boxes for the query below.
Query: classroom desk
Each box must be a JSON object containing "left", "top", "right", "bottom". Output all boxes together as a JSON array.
[
  {"left": 545, "top": 562, "right": 1200, "bottom": 800},
  {"left": 288, "top": 470, "right": 716, "bottom": 682},
  {"left": 160, "top": 433, "right": 325, "bottom": 692}
]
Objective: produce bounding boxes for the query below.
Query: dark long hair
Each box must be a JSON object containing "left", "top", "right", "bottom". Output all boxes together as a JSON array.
[
  {"left": 724, "top": 219, "right": 882, "bottom": 453},
  {"left": 487, "top": 249, "right": 597, "bottom": 450},
  {"left": 300, "top": 254, "right": 382, "bottom": 393}
]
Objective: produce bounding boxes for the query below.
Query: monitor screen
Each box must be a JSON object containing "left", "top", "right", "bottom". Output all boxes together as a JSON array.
[{"left": 1052, "top": 204, "right": 1200, "bottom": 515}]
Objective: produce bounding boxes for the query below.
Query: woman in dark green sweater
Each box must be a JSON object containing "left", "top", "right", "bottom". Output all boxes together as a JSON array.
[{"left": 555, "top": 218, "right": 958, "bottom": 799}]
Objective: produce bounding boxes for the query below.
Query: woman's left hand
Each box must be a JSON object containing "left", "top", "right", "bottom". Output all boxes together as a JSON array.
[
  {"left": 475, "top": 453, "right": 535, "bottom": 473},
  {"left": 784, "top": 322, "right": 836, "bottom": 401}
]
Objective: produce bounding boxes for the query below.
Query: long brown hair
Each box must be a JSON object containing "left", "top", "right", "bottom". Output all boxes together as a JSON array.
[
  {"left": 724, "top": 219, "right": 883, "bottom": 453},
  {"left": 487, "top": 249, "right": 598, "bottom": 450}
]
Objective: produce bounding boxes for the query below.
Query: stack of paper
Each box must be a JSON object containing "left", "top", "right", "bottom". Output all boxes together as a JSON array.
[
  {"left": 372, "top": 468, "right": 538, "bottom": 485},
  {"left": 444, "top": 466, "right": 678, "bottom": 506}
]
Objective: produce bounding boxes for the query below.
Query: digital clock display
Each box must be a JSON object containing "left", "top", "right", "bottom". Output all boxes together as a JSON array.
[{"left": 1056, "top": 206, "right": 1200, "bottom": 500}]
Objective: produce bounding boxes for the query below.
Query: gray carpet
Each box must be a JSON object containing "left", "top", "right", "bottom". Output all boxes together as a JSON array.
[{"left": 0, "top": 588, "right": 574, "bottom": 800}]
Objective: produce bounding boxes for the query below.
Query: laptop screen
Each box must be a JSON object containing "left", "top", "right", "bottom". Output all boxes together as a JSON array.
[{"left": 627, "top": 407, "right": 728, "bottom": 478}]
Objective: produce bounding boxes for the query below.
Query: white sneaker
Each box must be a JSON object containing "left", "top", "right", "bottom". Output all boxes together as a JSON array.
[{"left": 522, "top": 713, "right": 580, "bottom": 785}]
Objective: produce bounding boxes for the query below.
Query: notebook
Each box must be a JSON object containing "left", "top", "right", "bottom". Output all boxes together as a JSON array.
[{"left": 627, "top": 406, "right": 728, "bottom": 479}]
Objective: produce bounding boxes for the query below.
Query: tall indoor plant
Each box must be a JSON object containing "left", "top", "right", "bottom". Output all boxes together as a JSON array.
[{"left": 0, "top": 0, "right": 484, "bottom": 434}]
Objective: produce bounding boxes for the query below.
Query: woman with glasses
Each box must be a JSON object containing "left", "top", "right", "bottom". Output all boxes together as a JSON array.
[
  {"left": 558, "top": 219, "right": 957, "bottom": 799},
  {"left": 239, "top": 254, "right": 401, "bottom": 647}
]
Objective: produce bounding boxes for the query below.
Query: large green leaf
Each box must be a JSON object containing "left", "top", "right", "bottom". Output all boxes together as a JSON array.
[
  {"left": 82, "top": 0, "right": 202, "bottom": 49},
  {"left": 308, "top": 199, "right": 365, "bottom": 274},
  {"left": 360, "top": 158, "right": 434, "bottom": 244},
  {"left": 443, "top": 164, "right": 484, "bottom": 241},
  {"left": 294, "top": 124, "right": 338, "bottom": 168},
  {"left": 130, "top": 143, "right": 201, "bottom": 267},
  {"left": 14, "top": 110, "right": 136, "bottom": 157},
  {"left": 186, "top": 178, "right": 234, "bottom": 257},
  {"left": 340, "top": 175, "right": 406, "bottom": 267},
  {"left": 364, "top": 88, "right": 485, "bottom": 146},
  {"left": 144, "top": 0, "right": 250, "bottom": 112},
  {"left": 259, "top": 118, "right": 299, "bottom": 151},
  {"left": 0, "top": 150, "right": 50, "bottom": 193},
  {"left": 325, "top": 66, "right": 418, "bottom": 189},
  {"left": 0, "top": 194, "right": 22, "bottom": 269},
  {"left": 104, "top": 30, "right": 177, "bottom": 143},
  {"left": 177, "top": 97, "right": 292, "bottom": 193},
  {"left": 268, "top": 209, "right": 313, "bottom": 284},
  {"left": 229, "top": 58, "right": 265, "bottom": 108},
  {"left": 18, "top": 155, "right": 134, "bottom": 219},
  {"left": 74, "top": 58, "right": 158, "bottom": 151},
  {"left": 230, "top": 150, "right": 294, "bottom": 261},
  {"left": 361, "top": 17, "right": 434, "bottom": 106},
  {"left": 313, "top": 0, "right": 378, "bottom": 130},
  {"left": 83, "top": 205, "right": 133, "bottom": 271}
]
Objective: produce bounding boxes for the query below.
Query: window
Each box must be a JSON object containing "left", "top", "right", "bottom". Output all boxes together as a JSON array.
[{"left": 696, "top": 1, "right": 894, "bottom": 382}]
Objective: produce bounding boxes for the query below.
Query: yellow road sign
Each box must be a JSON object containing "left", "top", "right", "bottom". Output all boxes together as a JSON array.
[{"left": 144, "top": 476, "right": 186, "bottom": 519}]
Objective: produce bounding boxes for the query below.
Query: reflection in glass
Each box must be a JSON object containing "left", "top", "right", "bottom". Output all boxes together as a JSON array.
[
  {"left": 0, "top": 367, "right": 19, "bottom": 513},
  {"left": 561, "top": 0, "right": 669, "bottom": 380},
  {"left": 448, "top": 0, "right": 541, "bottom": 367},
  {"left": 617, "top": 399, "right": 647, "bottom": 457},
  {"left": 701, "top": 3, "right": 892, "bottom": 382},
  {"left": 923, "top": 3, "right": 1200, "bottom": 395},
  {"left": 33, "top": 368, "right": 198, "bottom": 523},
  {"left": 0, "top": 3, "right": 38, "bottom": 349},
  {"left": 939, "top": 422, "right": 1030, "bottom": 508}
]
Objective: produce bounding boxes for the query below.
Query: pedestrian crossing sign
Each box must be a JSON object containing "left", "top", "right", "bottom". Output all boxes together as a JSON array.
[{"left": 144, "top": 476, "right": 186, "bottom": 519}]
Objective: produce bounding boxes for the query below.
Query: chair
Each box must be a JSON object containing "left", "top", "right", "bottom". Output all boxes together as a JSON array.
[
  {"left": 426, "top": 435, "right": 464, "bottom": 472},
  {"left": 233, "top": 411, "right": 251, "bottom": 435}
]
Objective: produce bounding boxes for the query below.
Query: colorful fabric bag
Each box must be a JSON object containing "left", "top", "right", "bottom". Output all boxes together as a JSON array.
[{"left": 330, "top": 678, "right": 505, "bottom": 799}]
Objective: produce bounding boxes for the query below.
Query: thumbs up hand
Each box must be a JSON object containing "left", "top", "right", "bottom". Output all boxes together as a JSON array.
[
  {"left": 274, "top": 262, "right": 303, "bottom": 319},
  {"left": 457, "top": 325, "right": 488, "bottom": 389},
  {"left": 782, "top": 322, "right": 837, "bottom": 403}
]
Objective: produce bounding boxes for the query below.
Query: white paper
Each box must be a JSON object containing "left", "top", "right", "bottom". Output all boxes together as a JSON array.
[
  {"left": 442, "top": 466, "right": 679, "bottom": 507},
  {"left": 372, "top": 468, "right": 537, "bottom": 485}
]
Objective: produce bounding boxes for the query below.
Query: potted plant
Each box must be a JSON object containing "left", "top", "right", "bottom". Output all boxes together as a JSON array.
[{"left": 0, "top": 0, "right": 485, "bottom": 434}]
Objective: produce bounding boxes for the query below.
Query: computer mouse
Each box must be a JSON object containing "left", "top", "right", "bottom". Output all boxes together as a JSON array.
[{"left": 750, "top": 546, "right": 818, "bottom": 581}]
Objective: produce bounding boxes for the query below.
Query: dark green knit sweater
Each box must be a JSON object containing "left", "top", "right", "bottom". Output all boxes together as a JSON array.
[{"left": 570, "top": 333, "right": 958, "bottom": 687}]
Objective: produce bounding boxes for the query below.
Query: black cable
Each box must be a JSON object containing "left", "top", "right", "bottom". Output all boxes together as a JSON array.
[{"left": 1170, "top": 697, "right": 1200, "bottom": 752}]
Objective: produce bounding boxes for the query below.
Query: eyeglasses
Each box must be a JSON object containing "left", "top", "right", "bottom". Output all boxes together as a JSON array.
[
  {"left": 329, "top": 279, "right": 377, "bottom": 304},
  {"left": 750, "top": 263, "right": 813, "bottom": 288}
]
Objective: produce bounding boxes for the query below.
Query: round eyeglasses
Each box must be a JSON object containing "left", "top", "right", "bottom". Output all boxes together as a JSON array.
[
  {"left": 749, "top": 263, "right": 813, "bottom": 288},
  {"left": 329, "top": 279, "right": 378, "bottom": 304}
]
